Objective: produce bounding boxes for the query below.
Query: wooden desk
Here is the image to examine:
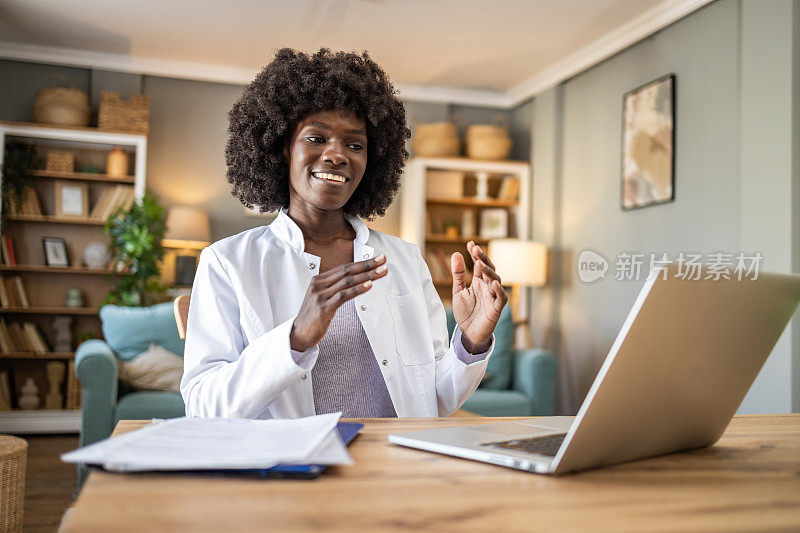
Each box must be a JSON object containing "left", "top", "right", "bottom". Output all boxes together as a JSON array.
[{"left": 64, "top": 415, "right": 800, "bottom": 532}]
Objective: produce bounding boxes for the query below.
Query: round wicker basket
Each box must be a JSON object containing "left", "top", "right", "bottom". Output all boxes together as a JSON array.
[
  {"left": 0, "top": 435, "right": 27, "bottom": 533},
  {"left": 412, "top": 135, "right": 460, "bottom": 157},
  {"left": 466, "top": 136, "right": 512, "bottom": 160},
  {"left": 465, "top": 124, "right": 508, "bottom": 140},
  {"left": 412, "top": 122, "right": 460, "bottom": 157}
]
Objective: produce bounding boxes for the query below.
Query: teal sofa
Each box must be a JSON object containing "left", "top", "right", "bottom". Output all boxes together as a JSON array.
[
  {"left": 74, "top": 302, "right": 186, "bottom": 488},
  {"left": 446, "top": 306, "right": 558, "bottom": 417}
]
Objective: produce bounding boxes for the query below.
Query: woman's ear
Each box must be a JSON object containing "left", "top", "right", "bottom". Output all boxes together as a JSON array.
[{"left": 282, "top": 139, "right": 290, "bottom": 163}]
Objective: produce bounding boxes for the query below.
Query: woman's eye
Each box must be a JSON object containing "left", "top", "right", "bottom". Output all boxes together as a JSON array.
[
  {"left": 348, "top": 143, "right": 364, "bottom": 150},
  {"left": 306, "top": 136, "right": 324, "bottom": 143}
]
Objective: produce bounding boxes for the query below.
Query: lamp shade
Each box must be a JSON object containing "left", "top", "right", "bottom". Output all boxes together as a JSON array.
[
  {"left": 163, "top": 206, "right": 211, "bottom": 249},
  {"left": 487, "top": 239, "right": 547, "bottom": 287}
]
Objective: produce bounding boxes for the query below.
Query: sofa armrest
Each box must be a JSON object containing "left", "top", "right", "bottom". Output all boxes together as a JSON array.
[
  {"left": 512, "top": 349, "right": 558, "bottom": 416},
  {"left": 75, "top": 339, "right": 119, "bottom": 447}
]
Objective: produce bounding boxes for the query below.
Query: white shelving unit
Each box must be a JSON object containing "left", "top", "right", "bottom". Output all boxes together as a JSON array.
[
  {"left": 399, "top": 156, "right": 531, "bottom": 305},
  {"left": 0, "top": 121, "right": 147, "bottom": 434}
]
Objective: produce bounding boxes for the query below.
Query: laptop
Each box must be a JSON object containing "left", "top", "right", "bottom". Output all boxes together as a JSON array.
[{"left": 389, "top": 264, "right": 800, "bottom": 475}]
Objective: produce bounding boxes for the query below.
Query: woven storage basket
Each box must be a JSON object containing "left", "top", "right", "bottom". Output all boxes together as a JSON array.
[
  {"left": 98, "top": 92, "right": 149, "bottom": 135},
  {"left": 466, "top": 136, "right": 512, "bottom": 160},
  {"left": 465, "top": 124, "right": 507, "bottom": 140},
  {"left": 33, "top": 86, "right": 91, "bottom": 127},
  {"left": 46, "top": 151, "right": 75, "bottom": 172},
  {"left": 412, "top": 122, "right": 460, "bottom": 157},
  {"left": 0, "top": 435, "right": 27, "bottom": 533}
]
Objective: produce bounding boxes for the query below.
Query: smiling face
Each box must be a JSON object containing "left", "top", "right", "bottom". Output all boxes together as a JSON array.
[{"left": 283, "top": 109, "right": 368, "bottom": 214}]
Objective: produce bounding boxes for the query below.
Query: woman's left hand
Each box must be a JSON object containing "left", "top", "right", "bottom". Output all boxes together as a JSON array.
[{"left": 451, "top": 241, "right": 508, "bottom": 353}]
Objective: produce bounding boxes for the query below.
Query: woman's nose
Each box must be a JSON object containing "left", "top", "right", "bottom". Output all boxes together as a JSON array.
[{"left": 322, "top": 143, "right": 347, "bottom": 165}]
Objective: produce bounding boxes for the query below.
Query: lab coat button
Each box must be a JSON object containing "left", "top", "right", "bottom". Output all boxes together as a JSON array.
[
  {"left": 360, "top": 304, "right": 367, "bottom": 311},
  {"left": 301, "top": 374, "right": 307, "bottom": 381},
  {"left": 381, "top": 359, "right": 388, "bottom": 366},
  {"left": 308, "top": 262, "right": 316, "bottom": 269}
]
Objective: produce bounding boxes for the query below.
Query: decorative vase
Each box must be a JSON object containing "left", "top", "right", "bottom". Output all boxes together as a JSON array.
[
  {"left": 53, "top": 316, "right": 73, "bottom": 352},
  {"left": 82, "top": 241, "right": 110, "bottom": 269},
  {"left": 18, "top": 377, "right": 40, "bottom": 410},
  {"left": 65, "top": 288, "right": 83, "bottom": 308},
  {"left": 106, "top": 147, "right": 129, "bottom": 177}
]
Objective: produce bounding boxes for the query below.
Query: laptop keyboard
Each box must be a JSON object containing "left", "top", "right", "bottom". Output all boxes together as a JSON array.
[{"left": 484, "top": 433, "right": 567, "bottom": 456}]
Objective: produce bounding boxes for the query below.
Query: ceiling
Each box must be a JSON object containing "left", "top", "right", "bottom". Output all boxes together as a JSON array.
[{"left": 0, "top": 0, "right": 712, "bottom": 107}]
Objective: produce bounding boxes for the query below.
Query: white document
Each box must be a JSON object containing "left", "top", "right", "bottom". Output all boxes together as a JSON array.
[{"left": 61, "top": 413, "right": 349, "bottom": 472}]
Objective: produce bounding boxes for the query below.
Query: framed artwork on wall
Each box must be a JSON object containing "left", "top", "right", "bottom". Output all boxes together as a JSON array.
[{"left": 621, "top": 74, "right": 676, "bottom": 210}]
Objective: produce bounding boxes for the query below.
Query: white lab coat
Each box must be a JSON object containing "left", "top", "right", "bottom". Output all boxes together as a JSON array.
[{"left": 181, "top": 208, "right": 493, "bottom": 419}]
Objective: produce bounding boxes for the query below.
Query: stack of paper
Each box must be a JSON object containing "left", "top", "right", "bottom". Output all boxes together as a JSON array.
[{"left": 61, "top": 412, "right": 352, "bottom": 473}]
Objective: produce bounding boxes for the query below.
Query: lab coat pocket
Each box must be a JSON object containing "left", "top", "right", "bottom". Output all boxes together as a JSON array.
[{"left": 386, "top": 293, "right": 435, "bottom": 366}]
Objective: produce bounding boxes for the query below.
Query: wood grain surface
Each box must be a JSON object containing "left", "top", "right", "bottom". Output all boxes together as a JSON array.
[{"left": 62, "top": 415, "right": 800, "bottom": 532}]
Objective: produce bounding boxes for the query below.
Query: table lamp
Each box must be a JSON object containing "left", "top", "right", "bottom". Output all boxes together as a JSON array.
[
  {"left": 163, "top": 206, "right": 211, "bottom": 286},
  {"left": 487, "top": 239, "right": 547, "bottom": 347}
]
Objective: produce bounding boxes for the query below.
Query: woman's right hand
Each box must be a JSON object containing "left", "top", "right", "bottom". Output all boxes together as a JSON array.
[{"left": 289, "top": 254, "right": 388, "bottom": 352}]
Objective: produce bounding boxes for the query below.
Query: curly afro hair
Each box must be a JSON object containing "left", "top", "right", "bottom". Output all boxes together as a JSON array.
[{"left": 225, "top": 48, "right": 410, "bottom": 219}]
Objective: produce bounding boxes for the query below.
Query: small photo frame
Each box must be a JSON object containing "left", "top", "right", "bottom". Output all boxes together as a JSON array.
[
  {"left": 55, "top": 181, "right": 88, "bottom": 217},
  {"left": 479, "top": 208, "right": 508, "bottom": 239},
  {"left": 42, "top": 237, "right": 69, "bottom": 267}
]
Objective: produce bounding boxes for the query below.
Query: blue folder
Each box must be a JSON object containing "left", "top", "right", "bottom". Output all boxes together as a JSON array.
[
  {"left": 260, "top": 421, "right": 364, "bottom": 478},
  {"left": 94, "top": 421, "right": 363, "bottom": 479}
]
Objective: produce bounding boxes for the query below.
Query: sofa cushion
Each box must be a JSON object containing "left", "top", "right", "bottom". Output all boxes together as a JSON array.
[
  {"left": 100, "top": 302, "right": 185, "bottom": 361},
  {"left": 461, "top": 389, "right": 531, "bottom": 417},
  {"left": 118, "top": 343, "right": 183, "bottom": 392},
  {"left": 445, "top": 304, "right": 514, "bottom": 390},
  {"left": 115, "top": 390, "right": 185, "bottom": 421}
]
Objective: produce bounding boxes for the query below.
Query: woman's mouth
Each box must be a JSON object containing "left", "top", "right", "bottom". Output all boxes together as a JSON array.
[{"left": 312, "top": 171, "right": 349, "bottom": 184}]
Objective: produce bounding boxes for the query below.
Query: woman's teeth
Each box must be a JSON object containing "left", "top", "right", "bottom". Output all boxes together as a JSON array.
[{"left": 313, "top": 172, "right": 346, "bottom": 183}]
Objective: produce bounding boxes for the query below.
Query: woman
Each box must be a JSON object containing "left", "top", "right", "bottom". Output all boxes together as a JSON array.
[{"left": 182, "top": 48, "right": 508, "bottom": 419}]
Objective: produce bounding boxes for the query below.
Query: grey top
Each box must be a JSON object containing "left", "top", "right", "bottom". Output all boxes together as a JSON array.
[
  {"left": 292, "top": 301, "right": 489, "bottom": 418},
  {"left": 312, "top": 299, "right": 397, "bottom": 418}
]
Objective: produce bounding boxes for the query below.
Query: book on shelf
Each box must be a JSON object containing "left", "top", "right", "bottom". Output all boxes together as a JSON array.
[
  {"left": 0, "top": 371, "right": 12, "bottom": 411},
  {"left": 425, "top": 251, "right": 447, "bottom": 280},
  {"left": 12, "top": 276, "right": 29, "bottom": 308},
  {"left": 66, "top": 361, "right": 81, "bottom": 410},
  {"left": 2, "top": 278, "right": 20, "bottom": 308},
  {"left": 105, "top": 185, "right": 134, "bottom": 220},
  {"left": 8, "top": 323, "right": 31, "bottom": 352},
  {"left": 23, "top": 322, "right": 50, "bottom": 354},
  {"left": 0, "top": 278, "right": 9, "bottom": 308},
  {"left": 0, "top": 319, "right": 13, "bottom": 353},
  {"left": 10, "top": 187, "right": 43, "bottom": 216},
  {"left": 496, "top": 177, "right": 520, "bottom": 200},
  {"left": 0, "top": 236, "right": 16, "bottom": 266}
]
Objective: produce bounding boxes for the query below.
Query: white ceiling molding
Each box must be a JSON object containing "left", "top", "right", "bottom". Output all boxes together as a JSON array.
[
  {"left": 0, "top": 0, "right": 712, "bottom": 109},
  {"left": 505, "top": 0, "right": 715, "bottom": 105}
]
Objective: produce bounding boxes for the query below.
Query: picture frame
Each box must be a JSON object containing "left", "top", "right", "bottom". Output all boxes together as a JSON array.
[
  {"left": 479, "top": 208, "right": 508, "bottom": 239},
  {"left": 621, "top": 74, "right": 676, "bottom": 210},
  {"left": 42, "top": 237, "right": 69, "bottom": 267},
  {"left": 55, "top": 181, "right": 88, "bottom": 217}
]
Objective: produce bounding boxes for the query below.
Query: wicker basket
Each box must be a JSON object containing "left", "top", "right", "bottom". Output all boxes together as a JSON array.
[
  {"left": 466, "top": 136, "right": 512, "bottom": 160},
  {"left": 33, "top": 86, "right": 91, "bottom": 127},
  {"left": 412, "top": 122, "right": 460, "bottom": 157},
  {"left": 0, "top": 435, "right": 27, "bottom": 533},
  {"left": 98, "top": 92, "right": 149, "bottom": 135},
  {"left": 46, "top": 151, "right": 75, "bottom": 172}
]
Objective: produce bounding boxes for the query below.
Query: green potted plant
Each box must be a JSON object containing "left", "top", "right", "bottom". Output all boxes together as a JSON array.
[
  {"left": 104, "top": 190, "right": 168, "bottom": 306},
  {"left": 1, "top": 141, "right": 39, "bottom": 222}
]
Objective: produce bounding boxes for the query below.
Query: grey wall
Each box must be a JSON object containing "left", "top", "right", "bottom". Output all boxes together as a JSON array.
[{"left": 531, "top": 0, "right": 800, "bottom": 414}]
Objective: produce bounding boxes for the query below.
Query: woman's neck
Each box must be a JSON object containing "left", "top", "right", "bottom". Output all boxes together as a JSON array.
[{"left": 287, "top": 202, "right": 355, "bottom": 246}]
